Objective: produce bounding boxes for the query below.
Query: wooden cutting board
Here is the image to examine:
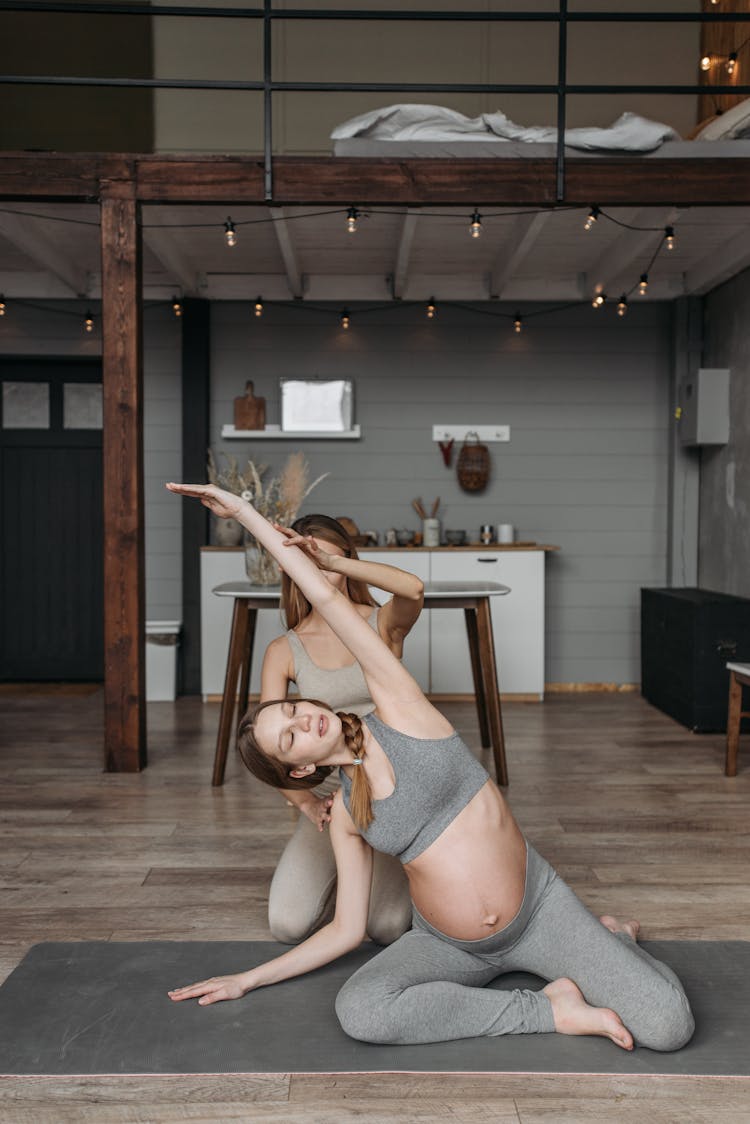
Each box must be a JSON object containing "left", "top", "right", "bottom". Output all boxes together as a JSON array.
[{"left": 234, "top": 381, "right": 266, "bottom": 431}]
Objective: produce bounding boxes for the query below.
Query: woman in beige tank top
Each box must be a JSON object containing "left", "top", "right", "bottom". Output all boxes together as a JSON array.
[{"left": 260, "top": 514, "right": 423, "bottom": 946}]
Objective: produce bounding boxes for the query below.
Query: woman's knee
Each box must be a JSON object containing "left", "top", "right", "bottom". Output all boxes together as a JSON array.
[
  {"left": 366, "top": 905, "right": 412, "bottom": 947},
  {"left": 634, "top": 989, "right": 695, "bottom": 1052},
  {"left": 335, "top": 974, "right": 400, "bottom": 1043}
]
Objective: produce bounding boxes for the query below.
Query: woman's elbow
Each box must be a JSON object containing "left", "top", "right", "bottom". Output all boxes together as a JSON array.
[{"left": 409, "top": 578, "right": 425, "bottom": 603}]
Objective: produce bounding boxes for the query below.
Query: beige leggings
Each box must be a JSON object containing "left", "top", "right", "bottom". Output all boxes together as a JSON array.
[{"left": 268, "top": 799, "right": 411, "bottom": 946}]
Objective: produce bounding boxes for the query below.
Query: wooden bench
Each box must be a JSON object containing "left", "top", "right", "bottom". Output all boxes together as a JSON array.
[{"left": 726, "top": 662, "right": 750, "bottom": 777}]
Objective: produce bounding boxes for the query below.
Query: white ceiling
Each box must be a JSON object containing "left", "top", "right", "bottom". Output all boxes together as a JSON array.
[{"left": 0, "top": 200, "right": 748, "bottom": 307}]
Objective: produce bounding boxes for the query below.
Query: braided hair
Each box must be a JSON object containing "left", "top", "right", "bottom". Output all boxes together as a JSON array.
[{"left": 238, "top": 699, "right": 374, "bottom": 830}]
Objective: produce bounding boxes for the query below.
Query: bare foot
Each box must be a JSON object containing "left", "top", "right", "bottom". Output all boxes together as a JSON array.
[
  {"left": 543, "top": 977, "right": 634, "bottom": 1051},
  {"left": 599, "top": 914, "right": 641, "bottom": 941}
]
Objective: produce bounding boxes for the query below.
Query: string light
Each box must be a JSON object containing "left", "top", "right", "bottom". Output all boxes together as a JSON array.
[
  {"left": 584, "top": 206, "right": 600, "bottom": 231},
  {"left": 639, "top": 273, "right": 649, "bottom": 296},
  {"left": 726, "top": 51, "right": 738, "bottom": 76},
  {"left": 469, "top": 211, "right": 482, "bottom": 238},
  {"left": 700, "top": 55, "right": 713, "bottom": 72},
  {"left": 224, "top": 217, "right": 237, "bottom": 248},
  {"left": 346, "top": 206, "right": 359, "bottom": 234},
  {"left": 254, "top": 296, "right": 264, "bottom": 318},
  {"left": 664, "top": 226, "right": 675, "bottom": 251},
  {"left": 592, "top": 293, "right": 606, "bottom": 309},
  {"left": 172, "top": 296, "right": 182, "bottom": 318},
  {"left": 513, "top": 312, "right": 522, "bottom": 334},
  {"left": 84, "top": 309, "right": 94, "bottom": 333},
  {"left": 340, "top": 308, "right": 350, "bottom": 330},
  {"left": 617, "top": 295, "right": 628, "bottom": 317},
  {"left": 0, "top": 294, "right": 5, "bottom": 316},
  {"left": 426, "top": 298, "right": 436, "bottom": 320}
]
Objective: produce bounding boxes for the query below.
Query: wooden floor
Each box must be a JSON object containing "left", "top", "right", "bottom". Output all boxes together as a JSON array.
[{"left": 0, "top": 690, "right": 749, "bottom": 1123}]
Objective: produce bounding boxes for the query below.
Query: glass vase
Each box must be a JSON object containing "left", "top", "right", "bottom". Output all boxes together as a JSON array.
[{"left": 244, "top": 532, "right": 281, "bottom": 586}]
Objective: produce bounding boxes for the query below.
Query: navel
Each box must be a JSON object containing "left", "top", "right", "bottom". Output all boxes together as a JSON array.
[{"left": 482, "top": 913, "right": 499, "bottom": 928}]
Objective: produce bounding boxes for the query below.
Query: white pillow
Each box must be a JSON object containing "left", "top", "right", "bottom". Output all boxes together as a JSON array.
[{"left": 692, "top": 97, "right": 750, "bottom": 140}]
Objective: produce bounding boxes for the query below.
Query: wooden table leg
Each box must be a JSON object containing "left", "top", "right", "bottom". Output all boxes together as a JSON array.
[
  {"left": 212, "top": 598, "right": 249, "bottom": 787},
  {"left": 464, "top": 607, "right": 490, "bottom": 748},
  {"left": 476, "top": 598, "right": 508, "bottom": 786},
  {"left": 237, "top": 607, "right": 257, "bottom": 728},
  {"left": 726, "top": 671, "right": 742, "bottom": 777}
]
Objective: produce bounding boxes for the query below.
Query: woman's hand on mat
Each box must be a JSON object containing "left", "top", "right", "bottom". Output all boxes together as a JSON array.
[
  {"left": 300, "top": 793, "right": 334, "bottom": 831},
  {"left": 273, "top": 524, "right": 337, "bottom": 572},
  {"left": 168, "top": 974, "right": 248, "bottom": 1005},
  {"left": 166, "top": 482, "right": 244, "bottom": 520}
]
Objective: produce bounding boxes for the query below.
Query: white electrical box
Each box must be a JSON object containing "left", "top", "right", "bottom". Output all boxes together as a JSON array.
[{"left": 679, "top": 368, "right": 729, "bottom": 446}]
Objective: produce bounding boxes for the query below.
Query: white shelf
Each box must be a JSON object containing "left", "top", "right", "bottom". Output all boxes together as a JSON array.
[{"left": 221, "top": 424, "right": 361, "bottom": 440}]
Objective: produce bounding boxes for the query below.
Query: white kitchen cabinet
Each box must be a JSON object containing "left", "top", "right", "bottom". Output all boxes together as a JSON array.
[
  {"left": 429, "top": 551, "right": 545, "bottom": 698},
  {"left": 201, "top": 550, "right": 286, "bottom": 697},
  {"left": 201, "top": 547, "right": 547, "bottom": 699}
]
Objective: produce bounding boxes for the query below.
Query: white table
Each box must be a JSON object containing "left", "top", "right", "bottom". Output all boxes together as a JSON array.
[{"left": 210, "top": 580, "right": 510, "bottom": 787}]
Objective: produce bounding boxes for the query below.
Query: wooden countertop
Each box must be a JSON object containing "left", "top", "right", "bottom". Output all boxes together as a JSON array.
[{"left": 201, "top": 543, "right": 560, "bottom": 552}]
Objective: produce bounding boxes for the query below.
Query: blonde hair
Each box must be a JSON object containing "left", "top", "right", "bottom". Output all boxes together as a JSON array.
[
  {"left": 238, "top": 700, "right": 374, "bottom": 831},
  {"left": 281, "top": 514, "right": 376, "bottom": 630}
]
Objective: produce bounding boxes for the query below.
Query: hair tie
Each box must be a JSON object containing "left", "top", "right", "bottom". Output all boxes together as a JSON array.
[{"left": 351, "top": 757, "right": 363, "bottom": 765}]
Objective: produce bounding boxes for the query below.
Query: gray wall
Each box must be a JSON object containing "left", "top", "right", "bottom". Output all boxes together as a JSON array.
[
  {"left": 0, "top": 302, "right": 182, "bottom": 622},
  {"left": 699, "top": 270, "right": 750, "bottom": 599},
  {"left": 210, "top": 301, "right": 674, "bottom": 685}
]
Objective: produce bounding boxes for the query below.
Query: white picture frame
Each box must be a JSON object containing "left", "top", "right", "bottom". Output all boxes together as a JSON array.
[{"left": 280, "top": 379, "right": 353, "bottom": 432}]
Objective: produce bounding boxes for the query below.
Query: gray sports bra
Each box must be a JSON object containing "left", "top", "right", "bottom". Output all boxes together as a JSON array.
[
  {"left": 339, "top": 712, "right": 489, "bottom": 864},
  {"left": 286, "top": 606, "right": 379, "bottom": 718}
]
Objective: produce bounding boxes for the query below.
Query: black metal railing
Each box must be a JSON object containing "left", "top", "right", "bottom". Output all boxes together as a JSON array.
[{"left": 2, "top": 2, "right": 750, "bottom": 200}]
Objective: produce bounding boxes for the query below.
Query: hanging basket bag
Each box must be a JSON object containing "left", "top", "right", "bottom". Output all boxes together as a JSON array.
[{"left": 456, "top": 432, "right": 490, "bottom": 493}]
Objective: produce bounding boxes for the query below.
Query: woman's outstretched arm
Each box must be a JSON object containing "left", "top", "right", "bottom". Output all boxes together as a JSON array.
[
  {"left": 167, "top": 796, "right": 372, "bottom": 1005},
  {"left": 166, "top": 483, "right": 430, "bottom": 716}
]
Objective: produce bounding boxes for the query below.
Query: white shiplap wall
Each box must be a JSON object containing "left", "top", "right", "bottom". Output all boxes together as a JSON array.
[{"left": 210, "top": 301, "right": 673, "bottom": 686}]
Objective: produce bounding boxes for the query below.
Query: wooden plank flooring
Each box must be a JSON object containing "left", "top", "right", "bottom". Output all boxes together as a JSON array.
[{"left": 0, "top": 690, "right": 748, "bottom": 1122}]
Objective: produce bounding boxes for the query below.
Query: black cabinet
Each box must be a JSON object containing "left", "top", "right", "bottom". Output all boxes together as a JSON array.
[{"left": 641, "top": 587, "right": 750, "bottom": 732}]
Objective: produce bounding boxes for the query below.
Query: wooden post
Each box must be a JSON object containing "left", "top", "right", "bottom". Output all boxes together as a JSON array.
[{"left": 100, "top": 181, "right": 146, "bottom": 772}]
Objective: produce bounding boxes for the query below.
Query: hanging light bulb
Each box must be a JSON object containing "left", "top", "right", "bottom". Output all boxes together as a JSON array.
[
  {"left": 513, "top": 312, "right": 522, "bottom": 334},
  {"left": 639, "top": 273, "right": 649, "bottom": 296},
  {"left": 84, "top": 309, "right": 94, "bottom": 333},
  {"left": 426, "top": 298, "right": 436, "bottom": 320},
  {"left": 617, "top": 295, "right": 628, "bottom": 317},
  {"left": 224, "top": 217, "right": 237, "bottom": 248},
  {"left": 592, "top": 293, "right": 606, "bottom": 309},
  {"left": 340, "top": 308, "right": 350, "bottom": 330},
  {"left": 700, "top": 55, "right": 713, "bottom": 72},
  {"left": 0, "top": 294, "right": 5, "bottom": 316},
  {"left": 469, "top": 210, "right": 482, "bottom": 238},
  {"left": 726, "top": 51, "right": 738, "bottom": 76},
  {"left": 172, "top": 296, "right": 183, "bottom": 318},
  {"left": 664, "top": 226, "right": 675, "bottom": 251},
  {"left": 346, "top": 206, "right": 359, "bottom": 234},
  {"left": 254, "top": 296, "right": 264, "bottom": 318},
  {"left": 584, "top": 206, "right": 600, "bottom": 231}
]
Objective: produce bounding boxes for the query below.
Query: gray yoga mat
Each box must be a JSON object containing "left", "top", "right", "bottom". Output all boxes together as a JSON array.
[{"left": 0, "top": 941, "right": 746, "bottom": 1076}]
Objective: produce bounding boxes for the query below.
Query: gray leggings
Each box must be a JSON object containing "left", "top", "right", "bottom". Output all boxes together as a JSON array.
[{"left": 335, "top": 844, "right": 694, "bottom": 1051}]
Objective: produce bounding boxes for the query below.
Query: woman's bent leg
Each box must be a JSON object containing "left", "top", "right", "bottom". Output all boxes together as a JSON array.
[
  {"left": 267, "top": 814, "right": 337, "bottom": 943},
  {"left": 335, "top": 927, "right": 555, "bottom": 1045},
  {"left": 510, "top": 874, "right": 694, "bottom": 1052},
  {"left": 366, "top": 852, "right": 412, "bottom": 946}
]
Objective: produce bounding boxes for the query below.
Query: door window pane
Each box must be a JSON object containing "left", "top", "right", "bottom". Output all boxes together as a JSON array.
[
  {"left": 2, "top": 381, "right": 50, "bottom": 429},
  {"left": 64, "top": 383, "right": 102, "bottom": 430}
]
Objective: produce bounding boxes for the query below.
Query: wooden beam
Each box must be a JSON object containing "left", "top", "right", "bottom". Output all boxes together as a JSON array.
[
  {"left": 3, "top": 153, "right": 750, "bottom": 208},
  {"left": 100, "top": 182, "right": 146, "bottom": 773},
  {"left": 489, "top": 211, "right": 551, "bottom": 299},
  {"left": 392, "top": 210, "right": 419, "bottom": 300},
  {"left": 0, "top": 211, "right": 89, "bottom": 295},
  {"left": 269, "top": 207, "right": 303, "bottom": 299}
]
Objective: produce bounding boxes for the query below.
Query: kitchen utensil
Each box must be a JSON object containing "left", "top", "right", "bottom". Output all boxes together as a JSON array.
[
  {"left": 480, "top": 524, "right": 495, "bottom": 544},
  {"left": 444, "top": 529, "right": 467, "bottom": 546},
  {"left": 396, "top": 529, "right": 414, "bottom": 546},
  {"left": 497, "top": 523, "right": 515, "bottom": 543},
  {"left": 422, "top": 518, "right": 440, "bottom": 547}
]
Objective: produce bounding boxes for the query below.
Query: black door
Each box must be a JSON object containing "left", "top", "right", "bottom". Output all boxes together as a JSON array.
[{"left": 0, "top": 358, "right": 103, "bottom": 680}]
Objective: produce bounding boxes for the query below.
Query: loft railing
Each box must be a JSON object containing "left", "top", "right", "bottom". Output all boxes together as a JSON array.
[{"left": 2, "top": 2, "right": 750, "bottom": 200}]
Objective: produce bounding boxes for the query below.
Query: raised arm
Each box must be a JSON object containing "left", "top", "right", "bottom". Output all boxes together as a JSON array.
[{"left": 167, "top": 483, "right": 426, "bottom": 714}]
